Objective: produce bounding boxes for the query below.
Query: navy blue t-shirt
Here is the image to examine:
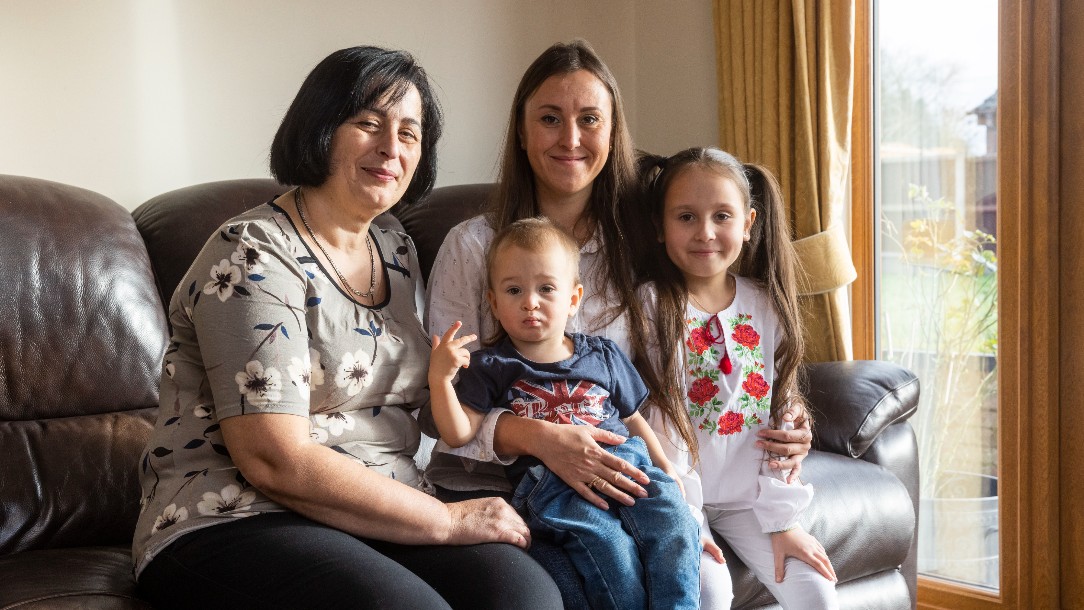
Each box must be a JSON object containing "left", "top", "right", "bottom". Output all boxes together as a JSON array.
[{"left": 455, "top": 333, "right": 649, "bottom": 483}]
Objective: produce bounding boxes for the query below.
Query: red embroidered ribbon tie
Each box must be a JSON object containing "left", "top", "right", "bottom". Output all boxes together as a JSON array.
[{"left": 703, "top": 313, "right": 732, "bottom": 374}]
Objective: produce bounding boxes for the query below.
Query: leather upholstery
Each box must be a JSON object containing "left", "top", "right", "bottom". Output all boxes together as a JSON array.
[
  {"left": 132, "top": 179, "right": 404, "bottom": 313},
  {"left": 394, "top": 182, "right": 490, "bottom": 280},
  {"left": 0, "top": 175, "right": 166, "bottom": 608},
  {"left": 805, "top": 360, "right": 921, "bottom": 458},
  {"left": 0, "top": 175, "right": 920, "bottom": 609}
]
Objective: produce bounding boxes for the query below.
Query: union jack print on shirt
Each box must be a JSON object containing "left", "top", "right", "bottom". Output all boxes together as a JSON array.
[{"left": 509, "top": 379, "right": 609, "bottom": 426}]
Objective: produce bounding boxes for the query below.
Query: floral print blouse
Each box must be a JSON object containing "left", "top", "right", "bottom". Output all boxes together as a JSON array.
[
  {"left": 132, "top": 203, "right": 431, "bottom": 576},
  {"left": 643, "top": 276, "right": 812, "bottom": 535}
]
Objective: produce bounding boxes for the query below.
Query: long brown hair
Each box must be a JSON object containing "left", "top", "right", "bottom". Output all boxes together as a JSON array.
[
  {"left": 486, "top": 39, "right": 648, "bottom": 331},
  {"left": 635, "top": 148, "right": 807, "bottom": 459}
]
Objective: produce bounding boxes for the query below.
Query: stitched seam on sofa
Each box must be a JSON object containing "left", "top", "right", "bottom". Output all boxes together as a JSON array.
[{"left": 2, "top": 591, "right": 140, "bottom": 610}]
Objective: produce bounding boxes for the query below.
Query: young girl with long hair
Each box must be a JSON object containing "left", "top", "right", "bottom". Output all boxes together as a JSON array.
[{"left": 637, "top": 147, "right": 838, "bottom": 609}]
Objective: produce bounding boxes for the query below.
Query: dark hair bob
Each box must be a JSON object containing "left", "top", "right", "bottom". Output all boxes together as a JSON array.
[{"left": 270, "top": 46, "right": 443, "bottom": 206}]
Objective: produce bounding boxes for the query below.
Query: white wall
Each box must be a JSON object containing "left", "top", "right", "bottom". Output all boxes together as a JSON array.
[{"left": 1, "top": 0, "right": 717, "bottom": 209}]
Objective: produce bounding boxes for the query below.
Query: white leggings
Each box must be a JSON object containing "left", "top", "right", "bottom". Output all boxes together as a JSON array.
[{"left": 699, "top": 507, "right": 838, "bottom": 610}]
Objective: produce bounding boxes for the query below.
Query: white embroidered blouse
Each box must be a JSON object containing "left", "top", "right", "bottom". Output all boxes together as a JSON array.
[{"left": 642, "top": 276, "right": 813, "bottom": 535}]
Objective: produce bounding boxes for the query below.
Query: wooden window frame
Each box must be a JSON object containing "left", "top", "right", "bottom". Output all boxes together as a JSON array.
[{"left": 850, "top": 0, "right": 1069, "bottom": 607}]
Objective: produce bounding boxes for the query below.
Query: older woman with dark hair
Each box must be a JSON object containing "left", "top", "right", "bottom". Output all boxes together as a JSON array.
[{"left": 132, "top": 46, "right": 561, "bottom": 609}]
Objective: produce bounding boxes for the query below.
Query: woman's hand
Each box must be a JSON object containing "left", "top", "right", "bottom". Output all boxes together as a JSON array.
[
  {"left": 540, "top": 424, "right": 650, "bottom": 510},
  {"left": 445, "top": 497, "right": 531, "bottom": 549},
  {"left": 756, "top": 402, "right": 812, "bottom": 483},
  {"left": 769, "top": 526, "right": 836, "bottom": 583},
  {"left": 495, "top": 415, "right": 649, "bottom": 510}
]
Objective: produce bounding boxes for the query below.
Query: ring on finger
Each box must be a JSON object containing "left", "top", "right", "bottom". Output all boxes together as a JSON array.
[{"left": 588, "top": 475, "right": 604, "bottom": 489}]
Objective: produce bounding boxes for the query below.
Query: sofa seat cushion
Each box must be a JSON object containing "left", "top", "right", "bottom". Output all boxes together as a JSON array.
[
  {"left": 724, "top": 450, "right": 915, "bottom": 608},
  {"left": 0, "top": 546, "right": 148, "bottom": 609}
]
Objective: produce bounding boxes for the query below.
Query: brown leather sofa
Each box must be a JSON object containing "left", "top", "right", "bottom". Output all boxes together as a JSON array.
[{"left": 0, "top": 175, "right": 920, "bottom": 609}]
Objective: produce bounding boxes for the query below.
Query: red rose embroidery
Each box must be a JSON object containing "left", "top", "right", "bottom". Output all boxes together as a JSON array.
[
  {"left": 717, "top": 411, "right": 745, "bottom": 435},
  {"left": 688, "top": 326, "right": 714, "bottom": 354},
  {"left": 687, "top": 377, "right": 719, "bottom": 405},
  {"left": 742, "top": 372, "right": 770, "bottom": 400},
  {"left": 732, "top": 323, "right": 760, "bottom": 349}
]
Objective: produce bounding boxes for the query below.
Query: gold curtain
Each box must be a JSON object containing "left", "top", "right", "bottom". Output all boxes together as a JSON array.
[{"left": 714, "top": 0, "right": 857, "bottom": 362}]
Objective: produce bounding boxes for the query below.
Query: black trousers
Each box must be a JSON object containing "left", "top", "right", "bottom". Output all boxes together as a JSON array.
[{"left": 137, "top": 511, "right": 562, "bottom": 610}]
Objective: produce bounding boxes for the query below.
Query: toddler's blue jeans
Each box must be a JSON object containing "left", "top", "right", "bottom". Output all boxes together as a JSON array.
[{"left": 512, "top": 436, "right": 701, "bottom": 610}]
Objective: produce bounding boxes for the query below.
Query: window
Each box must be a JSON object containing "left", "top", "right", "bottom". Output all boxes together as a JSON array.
[
  {"left": 874, "top": 0, "right": 999, "bottom": 593},
  {"left": 856, "top": 0, "right": 1070, "bottom": 606}
]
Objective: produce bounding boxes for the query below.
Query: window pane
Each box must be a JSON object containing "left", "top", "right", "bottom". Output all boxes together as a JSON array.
[{"left": 874, "top": 0, "right": 999, "bottom": 591}]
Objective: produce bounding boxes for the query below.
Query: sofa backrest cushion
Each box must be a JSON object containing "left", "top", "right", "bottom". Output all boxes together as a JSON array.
[
  {"left": 395, "top": 183, "right": 491, "bottom": 282},
  {"left": 0, "top": 174, "right": 168, "bottom": 554},
  {"left": 133, "top": 179, "right": 405, "bottom": 312},
  {"left": 133, "top": 179, "right": 289, "bottom": 312}
]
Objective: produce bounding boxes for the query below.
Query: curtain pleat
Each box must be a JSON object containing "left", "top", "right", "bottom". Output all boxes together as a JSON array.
[{"left": 714, "top": 0, "right": 857, "bottom": 362}]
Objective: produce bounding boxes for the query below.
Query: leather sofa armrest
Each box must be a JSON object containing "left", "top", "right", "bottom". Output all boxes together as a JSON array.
[{"left": 803, "top": 360, "right": 920, "bottom": 459}]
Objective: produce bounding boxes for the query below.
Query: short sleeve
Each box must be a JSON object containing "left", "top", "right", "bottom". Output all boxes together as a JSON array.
[
  {"left": 453, "top": 350, "right": 501, "bottom": 415},
  {"left": 188, "top": 217, "right": 311, "bottom": 420},
  {"left": 602, "top": 338, "right": 648, "bottom": 418}
]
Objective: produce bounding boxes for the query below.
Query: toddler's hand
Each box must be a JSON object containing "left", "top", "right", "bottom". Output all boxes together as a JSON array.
[
  {"left": 429, "top": 321, "right": 476, "bottom": 384},
  {"left": 659, "top": 462, "right": 686, "bottom": 499},
  {"left": 702, "top": 535, "right": 726, "bottom": 564}
]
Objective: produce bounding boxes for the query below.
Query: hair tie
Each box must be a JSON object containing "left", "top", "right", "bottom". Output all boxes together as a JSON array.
[{"left": 650, "top": 156, "right": 669, "bottom": 192}]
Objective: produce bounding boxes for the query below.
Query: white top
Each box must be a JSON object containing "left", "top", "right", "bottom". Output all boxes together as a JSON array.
[
  {"left": 423, "top": 214, "right": 633, "bottom": 491},
  {"left": 426, "top": 214, "right": 633, "bottom": 353},
  {"left": 642, "top": 276, "right": 813, "bottom": 535}
]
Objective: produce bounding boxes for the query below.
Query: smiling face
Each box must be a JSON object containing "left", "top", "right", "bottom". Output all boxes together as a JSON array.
[
  {"left": 326, "top": 85, "right": 423, "bottom": 214},
  {"left": 519, "top": 70, "right": 613, "bottom": 207},
  {"left": 661, "top": 166, "right": 756, "bottom": 290},
  {"left": 486, "top": 240, "right": 583, "bottom": 353}
]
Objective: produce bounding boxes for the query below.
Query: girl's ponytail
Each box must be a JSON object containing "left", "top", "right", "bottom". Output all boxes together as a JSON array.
[
  {"left": 734, "top": 164, "right": 807, "bottom": 426},
  {"left": 631, "top": 150, "right": 700, "bottom": 464}
]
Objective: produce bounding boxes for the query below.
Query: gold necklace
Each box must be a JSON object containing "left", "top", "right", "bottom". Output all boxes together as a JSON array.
[
  {"left": 294, "top": 188, "right": 377, "bottom": 299},
  {"left": 688, "top": 292, "right": 717, "bottom": 314}
]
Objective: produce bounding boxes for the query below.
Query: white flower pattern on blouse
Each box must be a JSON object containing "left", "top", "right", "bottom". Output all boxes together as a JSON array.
[
  {"left": 287, "top": 348, "right": 325, "bottom": 401},
  {"left": 234, "top": 360, "right": 283, "bottom": 407},
  {"left": 336, "top": 349, "right": 374, "bottom": 396},
  {"left": 203, "top": 259, "right": 244, "bottom": 302},
  {"left": 309, "top": 424, "right": 329, "bottom": 444},
  {"left": 231, "top": 240, "right": 270, "bottom": 275},
  {"left": 314, "top": 412, "right": 356, "bottom": 437},
  {"left": 197, "top": 484, "right": 257, "bottom": 516},
  {"left": 150, "top": 503, "right": 188, "bottom": 534},
  {"left": 134, "top": 205, "right": 432, "bottom": 578}
]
